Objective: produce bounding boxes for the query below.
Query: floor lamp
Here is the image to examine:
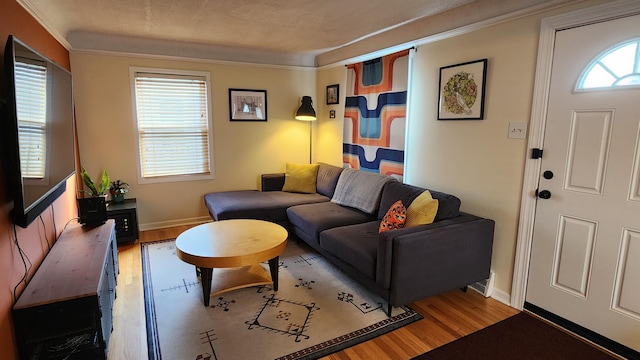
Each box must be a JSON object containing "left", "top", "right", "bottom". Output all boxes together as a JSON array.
[{"left": 295, "top": 96, "right": 317, "bottom": 164}]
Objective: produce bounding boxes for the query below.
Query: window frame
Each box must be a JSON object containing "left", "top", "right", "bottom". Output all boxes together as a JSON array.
[
  {"left": 576, "top": 38, "right": 640, "bottom": 92},
  {"left": 130, "top": 67, "right": 215, "bottom": 184}
]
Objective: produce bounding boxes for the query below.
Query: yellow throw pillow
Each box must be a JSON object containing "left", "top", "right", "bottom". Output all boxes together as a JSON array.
[
  {"left": 405, "top": 190, "right": 439, "bottom": 228},
  {"left": 282, "top": 163, "right": 319, "bottom": 194}
]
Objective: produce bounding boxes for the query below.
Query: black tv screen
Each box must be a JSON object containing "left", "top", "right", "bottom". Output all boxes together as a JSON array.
[{"left": 1, "top": 35, "right": 75, "bottom": 228}]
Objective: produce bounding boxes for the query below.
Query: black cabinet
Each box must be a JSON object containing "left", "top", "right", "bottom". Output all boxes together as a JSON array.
[
  {"left": 12, "top": 221, "right": 118, "bottom": 360},
  {"left": 107, "top": 198, "right": 139, "bottom": 243}
]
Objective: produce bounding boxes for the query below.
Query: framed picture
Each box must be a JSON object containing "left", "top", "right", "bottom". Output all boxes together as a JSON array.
[
  {"left": 326, "top": 84, "right": 339, "bottom": 105},
  {"left": 438, "top": 59, "right": 487, "bottom": 120},
  {"left": 229, "top": 89, "right": 267, "bottom": 121}
]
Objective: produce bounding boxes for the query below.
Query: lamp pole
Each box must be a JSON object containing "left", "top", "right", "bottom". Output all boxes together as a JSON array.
[{"left": 309, "top": 120, "right": 312, "bottom": 164}]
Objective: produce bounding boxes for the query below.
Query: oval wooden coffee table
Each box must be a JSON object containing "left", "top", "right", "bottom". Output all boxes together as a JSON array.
[{"left": 175, "top": 219, "right": 288, "bottom": 306}]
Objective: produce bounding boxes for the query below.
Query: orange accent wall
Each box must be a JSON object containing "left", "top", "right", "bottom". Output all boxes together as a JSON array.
[{"left": 0, "top": 1, "right": 74, "bottom": 359}]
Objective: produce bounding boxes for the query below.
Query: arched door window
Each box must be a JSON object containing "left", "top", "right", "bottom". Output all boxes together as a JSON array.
[{"left": 577, "top": 39, "right": 640, "bottom": 90}]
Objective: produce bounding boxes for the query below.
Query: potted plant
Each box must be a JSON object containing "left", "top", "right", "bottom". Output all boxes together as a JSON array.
[
  {"left": 109, "top": 180, "right": 129, "bottom": 203},
  {"left": 80, "top": 167, "right": 110, "bottom": 198},
  {"left": 78, "top": 167, "right": 110, "bottom": 226}
]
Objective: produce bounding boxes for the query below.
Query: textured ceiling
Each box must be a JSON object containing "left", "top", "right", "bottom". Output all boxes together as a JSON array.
[{"left": 18, "top": 0, "right": 573, "bottom": 66}]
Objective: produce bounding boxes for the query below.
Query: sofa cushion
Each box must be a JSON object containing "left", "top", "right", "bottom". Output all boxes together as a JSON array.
[
  {"left": 261, "top": 173, "right": 285, "bottom": 191},
  {"left": 405, "top": 190, "right": 439, "bottom": 227},
  {"left": 331, "top": 168, "right": 395, "bottom": 214},
  {"left": 204, "top": 190, "right": 328, "bottom": 222},
  {"left": 319, "top": 221, "right": 380, "bottom": 280},
  {"left": 316, "top": 163, "right": 344, "bottom": 198},
  {"left": 378, "top": 181, "right": 460, "bottom": 222},
  {"left": 282, "top": 163, "right": 319, "bottom": 193},
  {"left": 379, "top": 200, "right": 406, "bottom": 232},
  {"left": 286, "top": 202, "right": 376, "bottom": 245}
]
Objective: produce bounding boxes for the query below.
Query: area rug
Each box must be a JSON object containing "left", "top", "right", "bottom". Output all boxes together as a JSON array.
[
  {"left": 412, "top": 312, "right": 617, "bottom": 360},
  {"left": 142, "top": 239, "right": 422, "bottom": 360}
]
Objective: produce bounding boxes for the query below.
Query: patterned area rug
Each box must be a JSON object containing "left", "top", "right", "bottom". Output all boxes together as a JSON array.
[{"left": 142, "top": 239, "right": 422, "bottom": 360}]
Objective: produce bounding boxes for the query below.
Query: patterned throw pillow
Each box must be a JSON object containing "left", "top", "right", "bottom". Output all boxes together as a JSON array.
[{"left": 379, "top": 200, "right": 406, "bottom": 233}]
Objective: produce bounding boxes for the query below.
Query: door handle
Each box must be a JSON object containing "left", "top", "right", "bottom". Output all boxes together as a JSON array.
[{"left": 537, "top": 190, "right": 552, "bottom": 199}]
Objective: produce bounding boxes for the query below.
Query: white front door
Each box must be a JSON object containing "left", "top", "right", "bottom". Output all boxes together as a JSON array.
[{"left": 526, "top": 14, "right": 640, "bottom": 353}]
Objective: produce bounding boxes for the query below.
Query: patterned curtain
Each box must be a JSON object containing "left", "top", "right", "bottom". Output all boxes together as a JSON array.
[{"left": 343, "top": 49, "right": 410, "bottom": 180}]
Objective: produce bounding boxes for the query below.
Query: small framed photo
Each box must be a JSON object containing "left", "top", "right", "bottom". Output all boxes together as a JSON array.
[
  {"left": 229, "top": 88, "right": 267, "bottom": 121},
  {"left": 438, "top": 59, "right": 487, "bottom": 120},
  {"left": 326, "top": 84, "right": 339, "bottom": 105},
  {"left": 329, "top": 110, "right": 336, "bottom": 119}
]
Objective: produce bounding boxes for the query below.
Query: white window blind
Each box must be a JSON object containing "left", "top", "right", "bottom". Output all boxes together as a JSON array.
[
  {"left": 133, "top": 71, "right": 211, "bottom": 179},
  {"left": 15, "top": 59, "right": 47, "bottom": 179}
]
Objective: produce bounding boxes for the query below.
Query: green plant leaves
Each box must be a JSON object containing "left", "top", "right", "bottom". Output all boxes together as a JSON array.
[{"left": 80, "top": 167, "right": 110, "bottom": 196}]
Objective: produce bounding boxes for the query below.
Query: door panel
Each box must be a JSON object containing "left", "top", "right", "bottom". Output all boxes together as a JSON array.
[
  {"left": 565, "top": 110, "right": 612, "bottom": 195},
  {"left": 526, "top": 14, "right": 640, "bottom": 353},
  {"left": 552, "top": 215, "right": 596, "bottom": 298},
  {"left": 631, "top": 132, "right": 640, "bottom": 201},
  {"left": 612, "top": 229, "right": 640, "bottom": 319}
]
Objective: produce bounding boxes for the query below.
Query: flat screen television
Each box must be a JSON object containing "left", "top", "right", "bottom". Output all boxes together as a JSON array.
[{"left": 1, "top": 35, "right": 75, "bottom": 228}]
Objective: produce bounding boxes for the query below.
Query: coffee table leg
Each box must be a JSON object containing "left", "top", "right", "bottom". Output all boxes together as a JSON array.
[
  {"left": 268, "top": 256, "right": 279, "bottom": 291},
  {"left": 200, "top": 267, "right": 213, "bottom": 306}
]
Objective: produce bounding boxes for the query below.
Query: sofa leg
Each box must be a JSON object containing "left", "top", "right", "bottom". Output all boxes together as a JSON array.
[
  {"left": 461, "top": 285, "right": 468, "bottom": 293},
  {"left": 386, "top": 303, "right": 393, "bottom": 317}
]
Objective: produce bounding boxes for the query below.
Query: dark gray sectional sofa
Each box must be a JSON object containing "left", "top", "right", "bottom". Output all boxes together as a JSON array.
[{"left": 204, "top": 163, "right": 494, "bottom": 315}]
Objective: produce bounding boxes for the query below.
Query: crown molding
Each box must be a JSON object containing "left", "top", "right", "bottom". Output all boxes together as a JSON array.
[
  {"left": 70, "top": 48, "right": 317, "bottom": 71},
  {"left": 17, "top": 0, "right": 71, "bottom": 49},
  {"left": 316, "top": 0, "right": 587, "bottom": 67}
]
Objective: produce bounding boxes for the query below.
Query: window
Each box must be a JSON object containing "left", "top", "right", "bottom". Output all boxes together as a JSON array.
[
  {"left": 131, "top": 68, "right": 213, "bottom": 182},
  {"left": 15, "top": 58, "right": 48, "bottom": 179},
  {"left": 578, "top": 39, "right": 640, "bottom": 90}
]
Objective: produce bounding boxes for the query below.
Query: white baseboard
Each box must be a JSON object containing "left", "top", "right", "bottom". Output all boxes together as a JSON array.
[
  {"left": 490, "top": 287, "right": 513, "bottom": 307},
  {"left": 139, "top": 216, "right": 211, "bottom": 231}
]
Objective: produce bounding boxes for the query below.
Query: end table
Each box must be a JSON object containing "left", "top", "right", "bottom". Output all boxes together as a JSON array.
[{"left": 107, "top": 198, "right": 139, "bottom": 243}]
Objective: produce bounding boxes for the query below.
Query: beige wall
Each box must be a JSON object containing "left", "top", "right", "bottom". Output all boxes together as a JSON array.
[
  {"left": 315, "top": 1, "right": 611, "bottom": 299},
  {"left": 316, "top": 66, "right": 347, "bottom": 166},
  {"left": 318, "top": 21, "right": 540, "bottom": 293},
  {"left": 316, "top": 20, "right": 535, "bottom": 295},
  {"left": 71, "top": 53, "right": 316, "bottom": 229},
  {"left": 70, "top": 0, "right": 612, "bottom": 299},
  {"left": 315, "top": 17, "right": 539, "bottom": 296},
  {"left": 404, "top": 17, "right": 539, "bottom": 296}
]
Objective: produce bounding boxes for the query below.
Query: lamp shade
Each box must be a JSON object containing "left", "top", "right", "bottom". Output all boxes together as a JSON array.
[{"left": 295, "top": 96, "right": 316, "bottom": 121}]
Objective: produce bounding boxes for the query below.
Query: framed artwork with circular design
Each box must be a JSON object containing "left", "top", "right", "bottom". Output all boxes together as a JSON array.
[{"left": 438, "top": 59, "right": 487, "bottom": 120}]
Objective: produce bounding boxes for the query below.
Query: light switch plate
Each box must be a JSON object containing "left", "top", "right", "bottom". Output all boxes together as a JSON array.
[{"left": 508, "top": 122, "right": 527, "bottom": 139}]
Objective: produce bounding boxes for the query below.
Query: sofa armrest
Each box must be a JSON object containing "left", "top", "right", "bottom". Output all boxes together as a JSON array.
[
  {"left": 261, "top": 173, "right": 285, "bottom": 191},
  {"left": 376, "top": 213, "right": 494, "bottom": 306}
]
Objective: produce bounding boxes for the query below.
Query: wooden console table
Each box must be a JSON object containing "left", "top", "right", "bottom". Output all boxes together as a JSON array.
[{"left": 13, "top": 220, "right": 118, "bottom": 360}]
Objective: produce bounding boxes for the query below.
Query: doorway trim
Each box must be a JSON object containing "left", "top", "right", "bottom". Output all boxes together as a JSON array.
[{"left": 511, "top": 0, "right": 640, "bottom": 310}]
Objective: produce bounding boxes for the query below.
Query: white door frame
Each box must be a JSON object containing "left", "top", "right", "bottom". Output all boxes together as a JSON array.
[{"left": 511, "top": 0, "right": 640, "bottom": 310}]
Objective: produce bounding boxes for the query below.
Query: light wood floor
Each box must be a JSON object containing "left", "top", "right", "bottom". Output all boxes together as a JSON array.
[{"left": 107, "top": 225, "right": 519, "bottom": 360}]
